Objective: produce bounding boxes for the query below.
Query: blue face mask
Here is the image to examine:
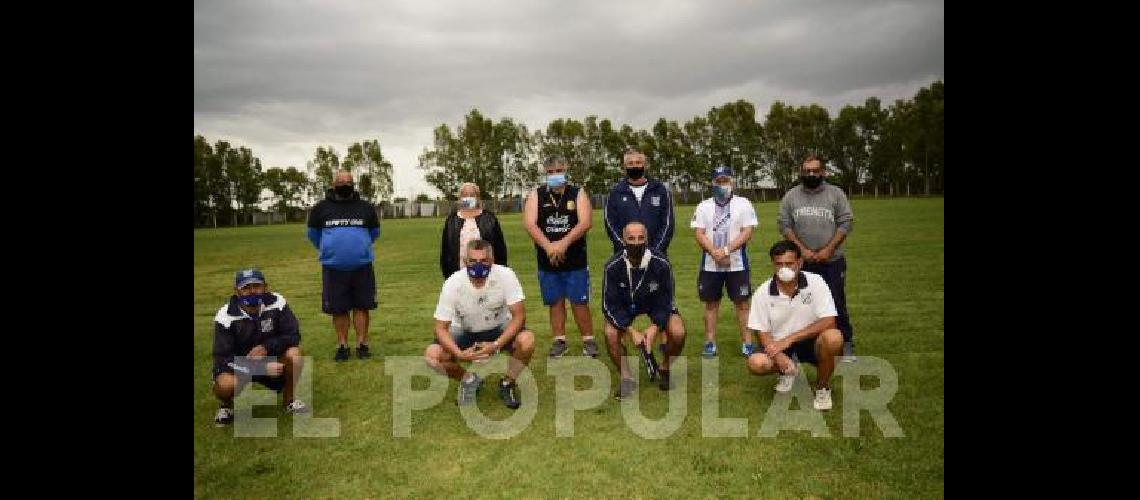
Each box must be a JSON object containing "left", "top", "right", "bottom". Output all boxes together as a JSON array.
[
  {"left": 713, "top": 184, "right": 732, "bottom": 201},
  {"left": 546, "top": 173, "right": 567, "bottom": 188},
  {"left": 467, "top": 262, "right": 492, "bottom": 279},
  {"left": 238, "top": 294, "right": 265, "bottom": 308}
]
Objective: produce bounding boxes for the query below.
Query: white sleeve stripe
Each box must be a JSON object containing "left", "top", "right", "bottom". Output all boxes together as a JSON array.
[
  {"left": 656, "top": 186, "right": 671, "bottom": 252},
  {"left": 601, "top": 258, "right": 625, "bottom": 326},
  {"left": 603, "top": 193, "right": 623, "bottom": 243}
]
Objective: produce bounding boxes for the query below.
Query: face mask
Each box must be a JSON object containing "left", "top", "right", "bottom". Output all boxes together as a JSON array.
[
  {"left": 238, "top": 294, "right": 265, "bottom": 308},
  {"left": 334, "top": 184, "right": 354, "bottom": 197},
  {"left": 801, "top": 175, "right": 822, "bottom": 189},
  {"left": 713, "top": 185, "right": 732, "bottom": 201},
  {"left": 546, "top": 173, "right": 567, "bottom": 188},
  {"left": 459, "top": 197, "right": 478, "bottom": 209},
  {"left": 777, "top": 267, "right": 797, "bottom": 282},
  {"left": 467, "top": 261, "right": 491, "bottom": 279},
  {"left": 626, "top": 168, "right": 646, "bottom": 181},
  {"left": 625, "top": 243, "right": 647, "bottom": 263}
]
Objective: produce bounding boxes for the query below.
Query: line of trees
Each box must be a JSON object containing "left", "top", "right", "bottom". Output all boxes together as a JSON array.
[
  {"left": 194, "top": 80, "right": 942, "bottom": 226},
  {"left": 193, "top": 136, "right": 395, "bottom": 227},
  {"left": 418, "top": 80, "right": 943, "bottom": 201}
]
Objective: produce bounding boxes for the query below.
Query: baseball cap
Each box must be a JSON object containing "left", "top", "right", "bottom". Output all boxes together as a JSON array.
[
  {"left": 711, "top": 165, "right": 733, "bottom": 181},
  {"left": 234, "top": 268, "right": 266, "bottom": 288}
]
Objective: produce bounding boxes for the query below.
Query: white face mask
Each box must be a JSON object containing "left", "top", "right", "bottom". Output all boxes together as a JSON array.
[
  {"left": 459, "top": 197, "right": 478, "bottom": 209},
  {"left": 777, "top": 266, "right": 797, "bottom": 282}
]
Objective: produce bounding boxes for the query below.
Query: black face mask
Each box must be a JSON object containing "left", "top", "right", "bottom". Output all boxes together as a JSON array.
[
  {"left": 801, "top": 175, "right": 822, "bottom": 189},
  {"left": 625, "top": 243, "right": 647, "bottom": 262},
  {"left": 334, "top": 184, "right": 354, "bottom": 197},
  {"left": 626, "top": 168, "right": 646, "bottom": 181}
]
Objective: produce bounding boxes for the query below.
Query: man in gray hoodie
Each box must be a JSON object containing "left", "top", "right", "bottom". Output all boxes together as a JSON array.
[{"left": 777, "top": 154, "right": 856, "bottom": 361}]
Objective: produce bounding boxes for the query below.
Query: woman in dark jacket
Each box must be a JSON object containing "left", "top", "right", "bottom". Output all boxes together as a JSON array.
[{"left": 439, "top": 182, "right": 509, "bottom": 279}]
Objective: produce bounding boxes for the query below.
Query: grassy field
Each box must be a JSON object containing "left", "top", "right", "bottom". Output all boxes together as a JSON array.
[{"left": 194, "top": 197, "right": 944, "bottom": 499}]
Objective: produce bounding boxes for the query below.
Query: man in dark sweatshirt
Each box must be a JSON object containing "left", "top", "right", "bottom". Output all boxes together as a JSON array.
[
  {"left": 603, "top": 147, "right": 675, "bottom": 258},
  {"left": 306, "top": 170, "right": 380, "bottom": 362},
  {"left": 602, "top": 221, "right": 687, "bottom": 400},
  {"left": 213, "top": 268, "right": 309, "bottom": 426}
]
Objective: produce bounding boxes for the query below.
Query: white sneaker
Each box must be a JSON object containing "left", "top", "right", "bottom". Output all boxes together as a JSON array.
[
  {"left": 284, "top": 400, "right": 311, "bottom": 414},
  {"left": 214, "top": 407, "right": 234, "bottom": 427},
  {"left": 813, "top": 388, "right": 833, "bottom": 411},
  {"left": 775, "top": 374, "right": 796, "bottom": 393}
]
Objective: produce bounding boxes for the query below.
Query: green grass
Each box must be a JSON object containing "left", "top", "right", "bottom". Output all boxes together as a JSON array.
[{"left": 195, "top": 198, "right": 944, "bottom": 499}]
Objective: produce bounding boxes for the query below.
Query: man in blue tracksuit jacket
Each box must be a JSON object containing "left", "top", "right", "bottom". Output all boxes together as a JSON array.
[
  {"left": 602, "top": 221, "right": 687, "bottom": 399},
  {"left": 306, "top": 170, "right": 380, "bottom": 362},
  {"left": 603, "top": 147, "right": 675, "bottom": 258}
]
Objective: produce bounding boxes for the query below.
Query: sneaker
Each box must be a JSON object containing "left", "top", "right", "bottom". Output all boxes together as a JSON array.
[
  {"left": 214, "top": 407, "right": 234, "bottom": 427},
  {"left": 582, "top": 339, "right": 599, "bottom": 358},
  {"left": 334, "top": 345, "right": 350, "bottom": 362},
  {"left": 702, "top": 341, "right": 717, "bottom": 358},
  {"left": 498, "top": 380, "right": 521, "bottom": 409},
  {"left": 840, "top": 341, "right": 857, "bottom": 363},
  {"left": 615, "top": 378, "right": 637, "bottom": 400},
  {"left": 658, "top": 370, "right": 671, "bottom": 391},
  {"left": 284, "top": 399, "right": 311, "bottom": 414},
  {"left": 549, "top": 339, "right": 569, "bottom": 359},
  {"left": 775, "top": 374, "right": 796, "bottom": 393},
  {"left": 813, "top": 387, "right": 833, "bottom": 411},
  {"left": 458, "top": 372, "right": 482, "bottom": 406},
  {"left": 742, "top": 343, "right": 755, "bottom": 357},
  {"left": 640, "top": 343, "right": 659, "bottom": 381},
  {"left": 356, "top": 343, "right": 372, "bottom": 359},
  {"left": 775, "top": 361, "right": 799, "bottom": 393}
]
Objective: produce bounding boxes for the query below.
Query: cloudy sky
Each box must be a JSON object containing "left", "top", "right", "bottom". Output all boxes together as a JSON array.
[{"left": 194, "top": 0, "right": 943, "bottom": 199}]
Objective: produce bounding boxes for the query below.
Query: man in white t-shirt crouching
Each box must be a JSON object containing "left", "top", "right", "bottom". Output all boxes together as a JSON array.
[
  {"left": 746, "top": 240, "right": 844, "bottom": 411},
  {"left": 424, "top": 239, "right": 536, "bottom": 409}
]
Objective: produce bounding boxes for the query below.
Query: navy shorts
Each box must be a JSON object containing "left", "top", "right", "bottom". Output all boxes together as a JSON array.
[
  {"left": 321, "top": 263, "right": 377, "bottom": 314},
  {"left": 698, "top": 270, "right": 752, "bottom": 303},
  {"left": 434, "top": 325, "right": 523, "bottom": 353},
  {"left": 537, "top": 268, "right": 590, "bottom": 306}
]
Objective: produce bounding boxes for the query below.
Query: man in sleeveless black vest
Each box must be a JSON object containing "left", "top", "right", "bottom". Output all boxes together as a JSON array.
[{"left": 523, "top": 156, "right": 598, "bottom": 358}]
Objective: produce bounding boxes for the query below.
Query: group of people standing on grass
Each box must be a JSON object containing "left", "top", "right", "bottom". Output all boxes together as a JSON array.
[{"left": 209, "top": 150, "right": 858, "bottom": 427}]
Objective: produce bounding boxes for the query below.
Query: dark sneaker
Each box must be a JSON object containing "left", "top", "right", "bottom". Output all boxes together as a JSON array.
[
  {"left": 840, "top": 341, "right": 857, "bottom": 363},
  {"left": 582, "top": 339, "right": 599, "bottom": 358},
  {"left": 356, "top": 343, "right": 372, "bottom": 359},
  {"left": 214, "top": 407, "right": 234, "bottom": 427},
  {"left": 283, "top": 399, "right": 311, "bottom": 414},
  {"left": 658, "top": 370, "right": 671, "bottom": 391},
  {"left": 458, "top": 372, "right": 482, "bottom": 406},
  {"left": 549, "top": 339, "right": 569, "bottom": 358},
  {"left": 498, "top": 380, "right": 521, "bottom": 409},
  {"left": 615, "top": 378, "right": 637, "bottom": 400},
  {"left": 334, "top": 345, "right": 350, "bottom": 362}
]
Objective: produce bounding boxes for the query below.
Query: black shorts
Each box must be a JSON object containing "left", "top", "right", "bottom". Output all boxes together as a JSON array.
[
  {"left": 764, "top": 337, "right": 819, "bottom": 365},
  {"left": 433, "top": 325, "right": 523, "bottom": 353},
  {"left": 213, "top": 370, "right": 286, "bottom": 393},
  {"left": 322, "top": 263, "right": 378, "bottom": 314},
  {"left": 698, "top": 270, "right": 752, "bottom": 303}
]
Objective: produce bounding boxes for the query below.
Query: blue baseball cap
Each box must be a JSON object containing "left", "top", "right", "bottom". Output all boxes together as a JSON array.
[
  {"left": 234, "top": 268, "right": 266, "bottom": 288},
  {"left": 711, "top": 165, "right": 733, "bottom": 181}
]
